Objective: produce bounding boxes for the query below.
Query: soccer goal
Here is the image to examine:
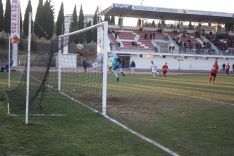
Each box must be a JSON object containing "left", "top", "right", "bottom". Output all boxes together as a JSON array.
[{"left": 5, "top": 20, "right": 109, "bottom": 124}]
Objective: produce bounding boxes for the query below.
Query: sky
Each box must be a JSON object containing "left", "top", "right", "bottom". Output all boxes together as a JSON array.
[{"left": 2, "top": 0, "right": 234, "bottom": 20}]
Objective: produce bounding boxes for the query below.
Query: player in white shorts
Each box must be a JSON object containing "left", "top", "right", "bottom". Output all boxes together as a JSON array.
[{"left": 151, "top": 60, "right": 157, "bottom": 78}]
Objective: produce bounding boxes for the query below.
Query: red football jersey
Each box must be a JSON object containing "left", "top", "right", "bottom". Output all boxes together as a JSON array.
[
  {"left": 211, "top": 64, "right": 219, "bottom": 74},
  {"left": 162, "top": 64, "right": 168, "bottom": 70}
]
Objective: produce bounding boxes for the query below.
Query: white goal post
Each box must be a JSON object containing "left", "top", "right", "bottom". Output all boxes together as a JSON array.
[{"left": 57, "top": 21, "right": 109, "bottom": 116}]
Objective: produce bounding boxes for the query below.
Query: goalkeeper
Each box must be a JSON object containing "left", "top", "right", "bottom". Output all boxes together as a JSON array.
[
  {"left": 111, "top": 53, "right": 126, "bottom": 82},
  {"left": 108, "top": 56, "right": 113, "bottom": 72}
]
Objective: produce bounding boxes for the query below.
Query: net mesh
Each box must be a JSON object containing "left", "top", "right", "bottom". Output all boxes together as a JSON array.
[{"left": 5, "top": 23, "right": 105, "bottom": 115}]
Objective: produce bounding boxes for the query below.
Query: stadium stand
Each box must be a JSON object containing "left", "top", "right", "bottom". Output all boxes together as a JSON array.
[
  {"left": 169, "top": 31, "right": 216, "bottom": 54},
  {"left": 205, "top": 33, "right": 234, "bottom": 55},
  {"left": 108, "top": 28, "right": 157, "bottom": 51}
]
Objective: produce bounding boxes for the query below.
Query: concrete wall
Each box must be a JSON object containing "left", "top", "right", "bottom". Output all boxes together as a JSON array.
[{"left": 129, "top": 54, "right": 234, "bottom": 71}]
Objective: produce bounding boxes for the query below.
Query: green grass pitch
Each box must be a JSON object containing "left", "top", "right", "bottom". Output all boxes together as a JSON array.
[{"left": 0, "top": 71, "right": 234, "bottom": 155}]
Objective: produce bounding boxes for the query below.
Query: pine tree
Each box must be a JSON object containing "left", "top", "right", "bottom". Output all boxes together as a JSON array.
[
  {"left": 42, "top": 0, "right": 54, "bottom": 39},
  {"left": 137, "top": 19, "right": 141, "bottom": 27},
  {"left": 161, "top": 20, "right": 166, "bottom": 28},
  {"left": 20, "top": 10, "right": 22, "bottom": 34},
  {"left": 56, "top": 2, "right": 64, "bottom": 36},
  {"left": 188, "top": 21, "right": 194, "bottom": 30},
  {"left": 3, "top": 0, "right": 11, "bottom": 33},
  {"left": 118, "top": 17, "right": 123, "bottom": 26},
  {"left": 151, "top": 20, "right": 156, "bottom": 27},
  {"left": 34, "top": 0, "right": 44, "bottom": 38},
  {"left": 70, "top": 5, "right": 78, "bottom": 32},
  {"left": 104, "top": 15, "right": 110, "bottom": 24},
  {"left": 86, "top": 21, "right": 92, "bottom": 43},
  {"left": 78, "top": 5, "right": 84, "bottom": 43},
  {"left": 157, "top": 22, "right": 162, "bottom": 29},
  {"left": 23, "top": 0, "right": 32, "bottom": 37},
  {"left": 0, "top": 0, "right": 4, "bottom": 32},
  {"left": 92, "top": 7, "right": 98, "bottom": 42},
  {"left": 110, "top": 16, "right": 115, "bottom": 25}
]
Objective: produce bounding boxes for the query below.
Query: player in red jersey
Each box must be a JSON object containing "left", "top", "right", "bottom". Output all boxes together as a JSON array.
[
  {"left": 226, "top": 63, "right": 230, "bottom": 75},
  {"left": 209, "top": 61, "right": 219, "bottom": 84},
  {"left": 162, "top": 62, "right": 169, "bottom": 77}
]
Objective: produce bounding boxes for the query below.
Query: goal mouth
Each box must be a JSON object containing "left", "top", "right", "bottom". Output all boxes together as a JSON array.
[{"left": 5, "top": 22, "right": 108, "bottom": 118}]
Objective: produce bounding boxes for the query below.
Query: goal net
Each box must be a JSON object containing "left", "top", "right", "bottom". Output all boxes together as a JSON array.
[{"left": 5, "top": 22, "right": 109, "bottom": 117}]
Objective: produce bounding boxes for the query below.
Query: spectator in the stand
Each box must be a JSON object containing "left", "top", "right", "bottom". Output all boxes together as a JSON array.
[
  {"left": 150, "top": 34, "right": 152, "bottom": 40},
  {"left": 222, "top": 63, "right": 226, "bottom": 71},
  {"left": 109, "top": 42, "right": 113, "bottom": 51},
  {"left": 144, "top": 33, "right": 148, "bottom": 39},
  {"left": 115, "top": 31, "right": 118, "bottom": 39},
  {"left": 226, "top": 63, "right": 230, "bottom": 75},
  {"left": 169, "top": 46, "right": 172, "bottom": 53},
  {"left": 172, "top": 46, "right": 175, "bottom": 53},
  {"left": 183, "top": 42, "right": 187, "bottom": 52},
  {"left": 202, "top": 29, "right": 205, "bottom": 36},
  {"left": 117, "top": 42, "right": 121, "bottom": 47}
]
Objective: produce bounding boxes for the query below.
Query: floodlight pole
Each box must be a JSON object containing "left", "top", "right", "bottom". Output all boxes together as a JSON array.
[
  {"left": 8, "top": 36, "right": 11, "bottom": 88},
  {"left": 25, "top": 12, "right": 32, "bottom": 125}
]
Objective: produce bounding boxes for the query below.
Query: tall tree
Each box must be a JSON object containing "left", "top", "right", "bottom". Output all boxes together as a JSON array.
[
  {"left": 137, "top": 19, "right": 141, "bottom": 27},
  {"left": 70, "top": 5, "right": 78, "bottom": 32},
  {"left": 110, "top": 16, "right": 115, "bottom": 25},
  {"left": 77, "top": 5, "right": 84, "bottom": 43},
  {"left": 3, "top": 0, "right": 11, "bottom": 33},
  {"left": 0, "top": 0, "right": 4, "bottom": 32},
  {"left": 34, "top": 0, "right": 44, "bottom": 38},
  {"left": 188, "top": 21, "right": 194, "bottom": 30},
  {"left": 151, "top": 20, "right": 156, "bottom": 27},
  {"left": 42, "top": 0, "right": 54, "bottom": 39},
  {"left": 56, "top": 2, "right": 64, "bottom": 36},
  {"left": 20, "top": 10, "right": 22, "bottom": 34},
  {"left": 161, "top": 19, "right": 166, "bottom": 28},
  {"left": 23, "top": 0, "right": 32, "bottom": 37},
  {"left": 104, "top": 15, "right": 110, "bottom": 24},
  {"left": 92, "top": 7, "right": 98, "bottom": 42},
  {"left": 86, "top": 21, "right": 92, "bottom": 43}
]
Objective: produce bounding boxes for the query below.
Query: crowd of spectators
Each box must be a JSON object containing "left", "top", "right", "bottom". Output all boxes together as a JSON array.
[
  {"left": 172, "top": 31, "right": 215, "bottom": 54},
  {"left": 206, "top": 32, "right": 234, "bottom": 55}
]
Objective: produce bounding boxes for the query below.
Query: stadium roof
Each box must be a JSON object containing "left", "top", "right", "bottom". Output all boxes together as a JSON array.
[{"left": 100, "top": 3, "right": 234, "bottom": 24}]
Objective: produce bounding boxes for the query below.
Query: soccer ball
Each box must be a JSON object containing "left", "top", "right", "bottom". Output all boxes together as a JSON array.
[{"left": 77, "top": 44, "right": 84, "bottom": 50}]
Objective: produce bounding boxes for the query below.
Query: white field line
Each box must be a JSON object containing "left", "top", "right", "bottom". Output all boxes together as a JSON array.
[
  {"left": 30, "top": 75, "right": 180, "bottom": 155},
  {"left": 132, "top": 78, "right": 234, "bottom": 107},
  {"left": 164, "top": 90, "right": 234, "bottom": 106},
  {"left": 60, "top": 91, "right": 180, "bottom": 156},
  {"left": 8, "top": 113, "right": 65, "bottom": 117},
  {"left": 105, "top": 115, "right": 180, "bottom": 156}
]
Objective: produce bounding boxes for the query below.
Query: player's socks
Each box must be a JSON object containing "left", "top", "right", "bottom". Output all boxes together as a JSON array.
[
  {"left": 117, "top": 77, "right": 119, "bottom": 82},
  {"left": 209, "top": 77, "right": 212, "bottom": 83},
  {"left": 121, "top": 72, "right": 126, "bottom": 77}
]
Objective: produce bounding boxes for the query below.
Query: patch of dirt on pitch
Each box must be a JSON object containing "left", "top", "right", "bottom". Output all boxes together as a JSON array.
[{"left": 107, "top": 96, "right": 122, "bottom": 102}]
